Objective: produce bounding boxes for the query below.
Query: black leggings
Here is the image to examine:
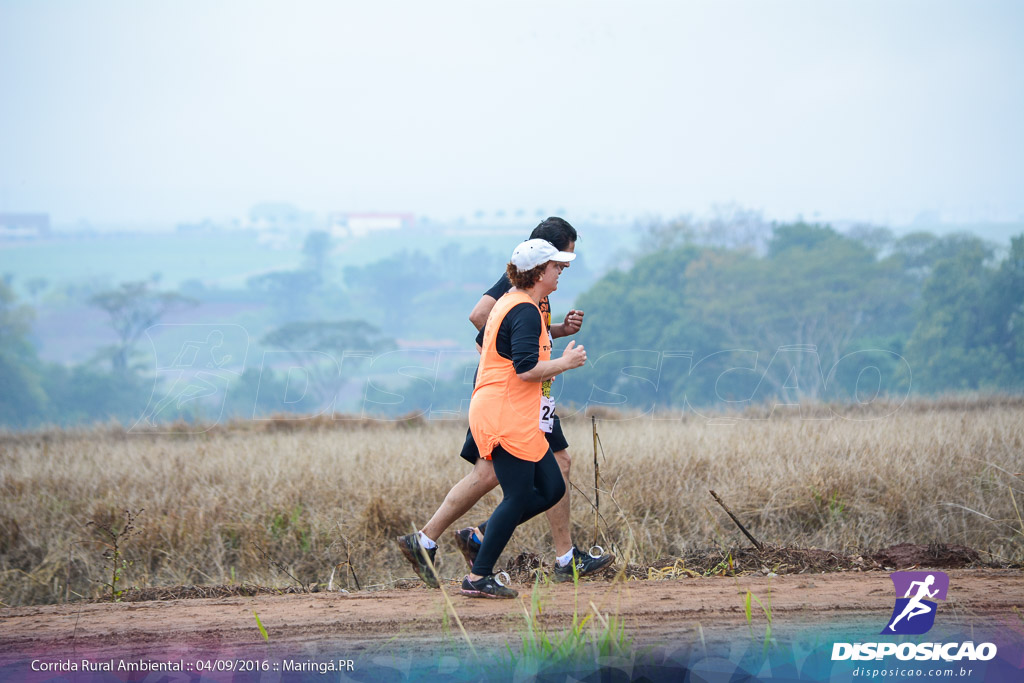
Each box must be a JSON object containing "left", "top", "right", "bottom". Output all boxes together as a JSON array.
[{"left": 471, "top": 445, "right": 566, "bottom": 577}]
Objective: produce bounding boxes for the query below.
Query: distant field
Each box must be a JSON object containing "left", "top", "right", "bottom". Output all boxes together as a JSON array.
[
  {"left": 1, "top": 232, "right": 303, "bottom": 292},
  {"left": 0, "top": 228, "right": 510, "bottom": 294},
  {"left": 1, "top": 397, "right": 1021, "bottom": 606},
  {"left": 3, "top": 225, "right": 619, "bottom": 366},
  {"left": 30, "top": 298, "right": 271, "bottom": 365},
  {"left": 0, "top": 222, "right": 638, "bottom": 296},
  {"left": 1, "top": 228, "right": 492, "bottom": 363}
]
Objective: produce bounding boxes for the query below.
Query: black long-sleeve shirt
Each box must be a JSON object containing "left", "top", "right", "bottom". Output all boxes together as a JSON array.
[{"left": 475, "top": 302, "right": 542, "bottom": 374}]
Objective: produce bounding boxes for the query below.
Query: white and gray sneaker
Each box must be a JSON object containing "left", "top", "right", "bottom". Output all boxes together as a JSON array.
[{"left": 552, "top": 546, "right": 615, "bottom": 583}]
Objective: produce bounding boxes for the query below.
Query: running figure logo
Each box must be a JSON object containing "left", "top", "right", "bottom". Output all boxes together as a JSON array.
[
  {"left": 882, "top": 571, "right": 949, "bottom": 635},
  {"left": 133, "top": 324, "right": 249, "bottom": 433}
]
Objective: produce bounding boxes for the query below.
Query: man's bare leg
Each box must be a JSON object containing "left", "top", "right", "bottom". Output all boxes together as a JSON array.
[
  {"left": 544, "top": 448, "right": 573, "bottom": 557},
  {"left": 544, "top": 448, "right": 616, "bottom": 580},
  {"left": 397, "top": 458, "right": 498, "bottom": 588},
  {"left": 420, "top": 457, "right": 498, "bottom": 542}
]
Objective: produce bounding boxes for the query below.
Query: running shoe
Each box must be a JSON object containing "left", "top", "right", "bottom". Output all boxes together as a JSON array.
[
  {"left": 460, "top": 574, "right": 518, "bottom": 599},
  {"left": 396, "top": 533, "right": 439, "bottom": 589},
  {"left": 552, "top": 546, "right": 616, "bottom": 583},
  {"left": 453, "top": 527, "right": 481, "bottom": 569}
]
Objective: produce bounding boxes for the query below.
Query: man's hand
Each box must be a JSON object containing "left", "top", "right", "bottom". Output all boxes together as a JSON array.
[{"left": 561, "top": 309, "right": 585, "bottom": 335}]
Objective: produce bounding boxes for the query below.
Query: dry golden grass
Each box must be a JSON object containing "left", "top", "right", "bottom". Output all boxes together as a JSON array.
[{"left": 1, "top": 398, "right": 1022, "bottom": 606}]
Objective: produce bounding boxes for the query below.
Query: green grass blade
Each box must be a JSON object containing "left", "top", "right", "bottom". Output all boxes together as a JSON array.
[{"left": 253, "top": 610, "right": 269, "bottom": 642}]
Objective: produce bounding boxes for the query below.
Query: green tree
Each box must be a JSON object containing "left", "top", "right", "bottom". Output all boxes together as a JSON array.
[
  {"left": 302, "top": 230, "right": 332, "bottom": 278},
  {"left": 261, "top": 320, "right": 395, "bottom": 408},
  {"left": 343, "top": 250, "right": 435, "bottom": 329},
  {"left": 42, "top": 363, "right": 148, "bottom": 426},
  {"left": 0, "top": 282, "right": 47, "bottom": 426},
  {"left": 25, "top": 277, "right": 49, "bottom": 301},
  {"left": 903, "top": 237, "right": 1004, "bottom": 392},
  {"left": 982, "top": 235, "right": 1024, "bottom": 387},
  {"left": 766, "top": 221, "right": 842, "bottom": 257},
  {"left": 563, "top": 244, "right": 711, "bottom": 411},
  {"left": 566, "top": 221, "right": 913, "bottom": 411},
  {"left": 686, "top": 224, "right": 907, "bottom": 402},
  {"left": 89, "top": 281, "right": 197, "bottom": 374},
  {"left": 247, "top": 270, "right": 323, "bottom": 321}
]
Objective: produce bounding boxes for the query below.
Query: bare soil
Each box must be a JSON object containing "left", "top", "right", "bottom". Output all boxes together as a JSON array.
[{"left": 2, "top": 568, "right": 1021, "bottom": 665}]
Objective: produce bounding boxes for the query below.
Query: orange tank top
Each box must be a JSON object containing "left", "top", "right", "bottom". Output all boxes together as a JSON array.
[{"left": 468, "top": 291, "right": 551, "bottom": 462}]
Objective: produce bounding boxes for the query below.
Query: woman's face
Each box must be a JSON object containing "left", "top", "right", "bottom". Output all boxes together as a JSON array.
[
  {"left": 541, "top": 260, "right": 570, "bottom": 293},
  {"left": 540, "top": 242, "right": 574, "bottom": 292}
]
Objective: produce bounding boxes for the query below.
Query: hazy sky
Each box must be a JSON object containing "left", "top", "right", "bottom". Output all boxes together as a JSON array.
[{"left": 2, "top": 1, "right": 1022, "bottom": 227}]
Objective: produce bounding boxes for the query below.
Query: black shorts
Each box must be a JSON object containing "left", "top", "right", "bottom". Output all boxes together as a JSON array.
[{"left": 460, "top": 414, "right": 569, "bottom": 464}]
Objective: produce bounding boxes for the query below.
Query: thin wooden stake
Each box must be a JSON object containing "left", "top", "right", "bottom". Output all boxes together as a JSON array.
[
  {"left": 709, "top": 490, "right": 764, "bottom": 551},
  {"left": 593, "top": 416, "right": 600, "bottom": 544}
]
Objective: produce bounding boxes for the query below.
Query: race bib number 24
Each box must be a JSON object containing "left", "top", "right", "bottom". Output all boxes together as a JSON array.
[{"left": 539, "top": 396, "right": 555, "bottom": 433}]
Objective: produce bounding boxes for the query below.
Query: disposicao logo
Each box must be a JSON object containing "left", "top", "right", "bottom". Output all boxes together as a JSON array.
[
  {"left": 882, "top": 570, "right": 949, "bottom": 635},
  {"left": 831, "top": 571, "right": 998, "bottom": 662}
]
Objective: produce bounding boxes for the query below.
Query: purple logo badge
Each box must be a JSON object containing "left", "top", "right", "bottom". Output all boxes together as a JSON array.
[{"left": 882, "top": 571, "right": 949, "bottom": 635}]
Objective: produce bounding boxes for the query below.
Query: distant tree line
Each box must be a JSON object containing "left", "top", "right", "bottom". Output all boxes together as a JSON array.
[
  {"left": 1, "top": 222, "right": 1021, "bottom": 428},
  {"left": 552, "top": 222, "right": 1023, "bottom": 413},
  {"left": 0, "top": 279, "right": 182, "bottom": 427},
  {"left": 0, "top": 279, "right": 294, "bottom": 428}
]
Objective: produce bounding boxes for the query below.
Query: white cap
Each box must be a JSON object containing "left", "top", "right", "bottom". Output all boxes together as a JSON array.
[{"left": 510, "top": 239, "right": 576, "bottom": 272}]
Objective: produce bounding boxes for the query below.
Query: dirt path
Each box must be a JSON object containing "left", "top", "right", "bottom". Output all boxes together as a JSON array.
[{"left": 2, "top": 570, "right": 1022, "bottom": 664}]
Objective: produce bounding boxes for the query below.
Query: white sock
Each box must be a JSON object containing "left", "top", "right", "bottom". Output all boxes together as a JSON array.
[
  {"left": 556, "top": 548, "right": 574, "bottom": 567},
  {"left": 417, "top": 531, "right": 437, "bottom": 550}
]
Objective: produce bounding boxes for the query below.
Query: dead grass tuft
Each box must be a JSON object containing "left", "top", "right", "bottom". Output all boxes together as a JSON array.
[
  {"left": 361, "top": 496, "right": 414, "bottom": 541},
  {"left": 870, "top": 542, "right": 982, "bottom": 569}
]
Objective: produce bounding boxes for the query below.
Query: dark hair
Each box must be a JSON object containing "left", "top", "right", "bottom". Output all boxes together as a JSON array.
[
  {"left": 506, "top": 261, "right": 546, "bottom": 289},
  {"left": 530, "top": 217, "right": 577, "bottom": 251}
]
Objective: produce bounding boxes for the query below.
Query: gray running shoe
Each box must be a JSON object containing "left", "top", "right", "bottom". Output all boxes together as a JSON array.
[
  {"left": 453, "top": 527, "right": 481, "bottom": 569},
  {"left": 460, "top": 574, "right": 517, "bottom": 599},
  {"left": 552, "top": 546, "right": 615, "bottom": 583},
  {"left": 396, "top": 533, "right": 439, "bottom": 588}
]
